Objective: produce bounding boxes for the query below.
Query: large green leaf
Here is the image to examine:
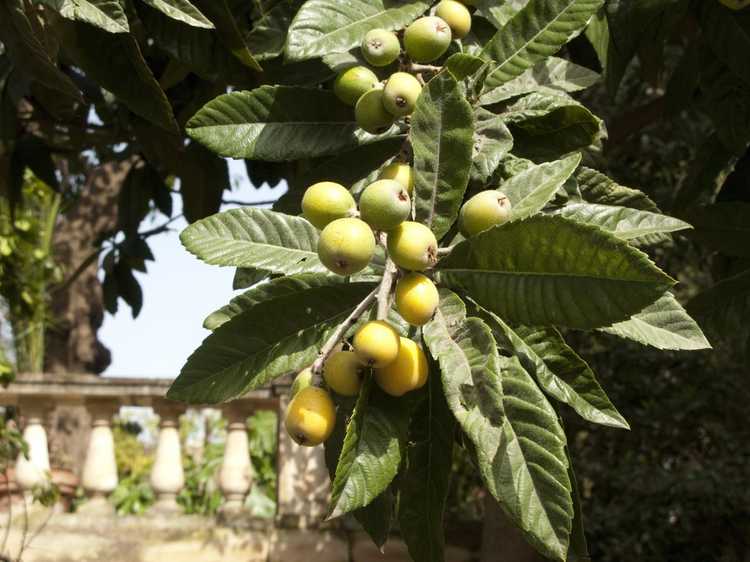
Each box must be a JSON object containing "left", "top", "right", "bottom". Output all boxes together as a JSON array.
[
  {"left": 167, "top": 282, "right": 375, "bottom": 403},
  {"left": 203, "top": 272, "right": 344, "bottom": 330},
  {"left": 180, "top": 207, "right": 326, "bottom": 274},
  {"left": 575, "top": 167, "right": 659, "bottom": 212},
  {"left": 192, "top": 0, "right": 261, "bottom": 70},
  {"left": 38, "top": 0, "right": 129, "bottom": 33},
  {"left": 436, "top": 215, "right": 675, "bottom": 329},
  {"left": 141, "top": 0, "right": 214, "bottom": 29},
  {"left": 501, "top": 153, "right": 581, "bottom": 221},
  {"left": 603, "top": 292, "right": 711, "bottom": 351},
  {"left": 398, "top": 359, "right": 456, "bottom": 562},
  {"left": 285, "top": 0, "right": 429, "bottom": 62},
  {"left": 56, "top": 19, "right": 178, "bottom": 133},
  {"left": 187, "top": 86, "right": 399, "bottom": 161},
  {"left": 474, "top": 0, "right": 529, "bottom": 28},
  {"left": 412, "top": 72, "right": 474, "bottom": 240},
  {"left": 481, "top": 310, "right": 628, "bottom": 429},
  {"left": 471, "top": 108, "right": 513, "bottom": 185},
  {"left": 423, "top": 292, "right": 573, "bottom": 561},
  {"left": 328, "top": 379, "right": 409, "bottom": 519},
  {"left": 480, "top": 57, "right": 599, "bottom": 105},
  {"left": 688, "top": 269, "right": 750, "bottom": 348},
  {"left": 699, "top": 2, "right": 750, "bottom": 87},
  {"left": 683, "top": 203, "right": 750, "bottom": 258},
  {"left": 245, "top": 0, "right": 303, "bottom": 60},
  {"left": 481, "top": 0, "right": 604, "bottom": 93},
  {"left": 556, "top": 203, "right": 691, "bottom": 243},
  {"left": 179, "top": 143, "right": 227, "bottom": 223},
  {"left": 232, "top": 267, "right": 270, "bottom": 290},
  {"left": 0, "top": 0, "right": 81, "bottom": 101}
]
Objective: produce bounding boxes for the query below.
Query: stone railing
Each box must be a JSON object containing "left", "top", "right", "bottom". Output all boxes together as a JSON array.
[{"left": 0, "top": 373, "right": 329, "bottom": 523}]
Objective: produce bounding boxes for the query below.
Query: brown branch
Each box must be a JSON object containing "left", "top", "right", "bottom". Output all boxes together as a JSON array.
[{"left": 606, "top": 97, "right": 666, "bottom": 146}]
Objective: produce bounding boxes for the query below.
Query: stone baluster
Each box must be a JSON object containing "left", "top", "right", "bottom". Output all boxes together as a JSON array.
[
  {"left": 15, "top": 398, "right": 52, "bottom": 494},
  {"left": 218, "top": 404, "right": 251, "bottom": 514},
  {"left": 80, "top": 398, "right": 119, "bottom": 513},
  {"left": 149, "top": 400, "right": 186, "bottom": 514},
  {"left": 276, "top": 394, "right": 330, "bottom": 527}
]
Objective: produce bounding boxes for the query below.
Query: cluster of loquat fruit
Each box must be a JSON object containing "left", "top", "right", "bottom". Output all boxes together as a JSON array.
[{"left": 284, "top": 0, "right": 517, "bottom": 448}]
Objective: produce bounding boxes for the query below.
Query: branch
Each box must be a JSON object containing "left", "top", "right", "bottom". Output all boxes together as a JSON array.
[
  {"left": 376, "top": 258, "right": 397, "bottom": 320},
  {"left": 221, "top": 199, "right": 279, "bottom": 207},
  {"left": 409, "top": 63, "right": 441, "bottom": 73},
  {"left": 437, "top": 246, "right": 455, "bottom": 257},
  {"left": 311, "top": 287, "right": 379, "bottom": 378}
]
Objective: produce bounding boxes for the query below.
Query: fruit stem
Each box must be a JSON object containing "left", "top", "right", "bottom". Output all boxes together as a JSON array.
[
  {"left": 376, "top": 257, "right": 397, "bottom": 320},
  {"left": 409, "top": 63, "right": 441, "bottom": 73},
  {"left": 437, "top": 246, "right": 455, "bottom": 257},
  {"left": 311, "top": 287, "right": 379, "bottom": 378}
]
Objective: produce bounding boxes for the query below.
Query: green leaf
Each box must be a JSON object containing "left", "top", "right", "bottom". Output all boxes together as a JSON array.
[
  {"left": 699, "top": 54, "right": 750, "bottom": 153},
  {"left": 191, "top": 0, "right": 261, "bottom": 70},
  {"left": 603, "top": 292, "right": 712, "bottom": 351},
  {"left": 556, "top": 203, "right": 691, "bottom": 243},
  {"left": 203, "top": 272, "right": 345, "bottom": 330},
  {"left": 481, "top": 0, "right": 604, "bottom": 93},
  {"left": 575, "top": 167, "right": 659, "bottom": 212},
  {"left": 683, "top": 203, "right": 750, "bottom": 258},
  {"left": 699, "top": 2, "right": 750, "bottom": 87},
  {"left": 480, "top": 57, "right": 599, "bottom": 105},
  {"left": 232, "top": 267, "right": 270, "bottom": 290},
  {"left": 187, "top": 86, "right": 399, "bottom": 161},
  {"left": 423, "top": 291, "right": 573, "bottom": 560},
  {"left": 399, "top": 361, "right": 456, "bottom": 562},
  {"left": 481, "top": 310, "right": 628, "bottom": 429},
  {"left": 328, "top": 379, "right": 408, "bottom": 519},
  {"left": 688, "top": 268, "right": 750, "bottom": 348},
  {"left": 444, "top": 53, "right": 486, "bottom": 81},
  {"left": 437, "top": 215, "right": 675, "bottom": 329},
  {"left": 285, "top": 0, "right": 429, "bottom": 62},
  {"left": 140, "top": 0, "right": 214, "bottom": 29},
  {"left": 180, "top": 143, "right": 227, "bottom": 223},
  {"left": 564, "top": 444, "right": 588, "bottom": 562},
  {"left": 412, "top": 72, "right": 474, "bottom": 240},
  {"left": 474, "top": 0, "right": 529, "bottom": 28},
  {"left": 470, "top": 108, "right": 513, "bottom": 185},
  {"left": 501, "top": 153, "right": 581, "bottom": 221},
  {"left": 672, "top": 134, "right": 740, "bottom": 210},
  {"left": 180, "top": 207, "right": 326, "bottom": 274},
  {"left": 56, "top": 19, "right": 178, "bottom": 133},
  {"left": 0, "top": 0, "right": 81, "bottom": 101},
  {"left": 502, "top": 93, "right": 603, "bottom": 160},
  {"left": 167, "top": 282, "right": 375, "bottom": 403},
  {"left": 245, "top": 0, "right": 303, "bottom": 60},
  {"left": 38, "top": 0, "right": 129, "bottom": 33}
]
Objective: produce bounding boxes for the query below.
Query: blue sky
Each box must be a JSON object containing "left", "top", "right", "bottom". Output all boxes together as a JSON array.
[{"left": 100, "top": 159, "right": 287, "bottom": 378}]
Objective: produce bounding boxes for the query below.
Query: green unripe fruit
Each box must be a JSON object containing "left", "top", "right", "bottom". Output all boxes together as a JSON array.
[
  {"left": 318, "top": 218, "right": 376, "bottom": 276},
  {"left": 361, "top": 29, "right": 400, "bottom": 67},
  {"left": 719, "top": 0, "right": 750, "bottom": 8},
  {"left": 387, "top": 221, "right": 438, "bottom": 271},
  {"left": 378, "top": 163, "right": 415, "bottom": 194},
  {"left": 302, "top": 181, "right": 356, "bottom": 230},
  {"left": 333, "top": 66, "right": 379, "bottom": 106},
  {"left": 383, "top": 72, "right": 422, "bottom": 117},
  {"left": 323, "top": 351, "right": 364, "bottom": 396},
  {"left": 459, "top": 190, "right": 512, "bottom": 237},
  {"left": 435, "top": 0, "right": 472, "bottom": 39},
  {"left": 404, "top": 16, "right": 452, "bottom": 63},
  {"left": 291, "top": 368, "right": 314, "bottom": 397},
  {"left": 355, "top": 88, "right": 395, "bottom": 134},
  {"left": 359, "top": 179, "right": 411, "bottom": 231}
]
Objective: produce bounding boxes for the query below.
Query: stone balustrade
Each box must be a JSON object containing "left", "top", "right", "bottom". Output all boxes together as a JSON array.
[{"left": 0, "top": 373, "right": 327, "bottom": 521}]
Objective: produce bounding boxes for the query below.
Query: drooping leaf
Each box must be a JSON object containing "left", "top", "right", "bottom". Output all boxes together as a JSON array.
[
  {"left": 683, "top": 203, "right": 750, "bottom": 258},
  {"left": 688, "top": 269, "right": 750, "bottom": 348},
  {"left": 180, "top": 207, "right": 326, "bottom": 274},
  {"left": 470, "top": 108, "right": 513, "bottom": 185},
  {"left": 603, "top": 292, "right": 712, "bottom": 351},
  {"left": 480, "top": 57, "right": 599, "bottom": 105},
  {"left": 203, "top": 272, "right": 345, "bottom": 330},
  {"left": 0, "top": 0, "right": 81, "bottom": 101},
  {"left": 187, "top": 86, "right": 399, "bottom": 161},
  {"left": 56, "top": 19, "right": 178, "bottom": 133},
  {"left": 117, "top": 165, "right": 154, "bottom": 236},
  {"left": 399, "top": 360, "right": 456, "bottom": 562},
  {"left": 328, "top": 379, "right": 409, "bottom": 519},
  {"left": 245, "top": 0, "right": 303, "bottom": 60},
  {"left": 167, "top": 282, "right": 375, "bottom": 403},
  {"left": 437, "top": 215, "right": 675, "bottom": 329},
  {"left": 444, "top": 53, "right": 487, "bottom": 81},
  {"left": 140, "top": 0, "right": 214, "bottom": 29},
  {"left": 191, "top": 0, "right": 262, "bottom": 70},
  {"left": 285, "top": 0, "right": 429, "bottom": 62},
  {"left": 501, "top": 153, "right": 581, "bottom": 220},
  {"left": 232, "top": 267, "right": 270, "bottom": 290},
  {"left": 479, "top": 308, "right": 628, "bottom": 429},
  {"left": 481, "top": 0, "right": 604, "bottom": 93},
  {"left": 556, "top": 203, "right": 691, "bottom": 243},
  {"left": 575, "top": 167, "right": 659, "bottom": 212},
  {"left": 474, "top": 0, "right": 529, "bottom": 29},
  {"left": 412, "top": 72, "right": 474, "bottom": 240},
  {"left": 672, "top": 134, "right": 740, "bottom": 210},
  {"left": 38, "top": 0, "right": 129, "bottom": 33},
  {"left": 564, "top": 444, "right": 589, "bottom": 562},
  {"left": 179, "top": 143, "right": 227, "bottom": 223},
  {"left": 699, "top": 2, "right": 750, "bottom": 87}
]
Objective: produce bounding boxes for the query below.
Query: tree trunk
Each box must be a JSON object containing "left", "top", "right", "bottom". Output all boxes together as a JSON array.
[{"left": 481, "top": 495, "right": 547, "bottom": 562}]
